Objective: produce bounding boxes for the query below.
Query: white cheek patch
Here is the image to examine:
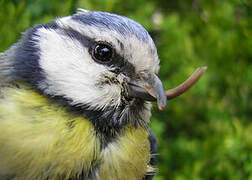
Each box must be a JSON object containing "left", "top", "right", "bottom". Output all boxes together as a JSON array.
[{"left": 35, "top": 27, "right": 122, "bottom": 109}]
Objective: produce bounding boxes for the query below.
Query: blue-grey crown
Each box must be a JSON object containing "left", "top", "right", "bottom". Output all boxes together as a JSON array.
[{"left": 72, "top": 10, "right": 150, "bottom": 42}]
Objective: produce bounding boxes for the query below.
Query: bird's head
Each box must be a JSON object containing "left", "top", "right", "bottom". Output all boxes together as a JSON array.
[{"left": 9, "top": 9, "right": 167, "bottom": 128}]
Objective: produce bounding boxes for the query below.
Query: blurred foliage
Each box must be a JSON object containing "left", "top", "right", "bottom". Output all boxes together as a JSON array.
[{"left": 0, "top": 0, "right": 251, "bottom": 179}]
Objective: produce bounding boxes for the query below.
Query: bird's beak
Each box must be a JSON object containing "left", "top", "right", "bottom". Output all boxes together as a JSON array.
[
  {"left": 127, "top": 67, "right": 207, "bottom": 110},
  {"left": 127, "top": 71, "right": 167, "bottom": 110}
]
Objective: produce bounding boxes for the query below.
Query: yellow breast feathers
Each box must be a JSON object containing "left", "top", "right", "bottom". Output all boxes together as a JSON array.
[{"left": 0, "top": 85, "right": 152, "bottom": 180}]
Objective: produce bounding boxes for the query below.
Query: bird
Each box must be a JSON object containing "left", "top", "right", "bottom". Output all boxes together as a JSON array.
[
  {"left": 0, "top": 8, "right": 207, "bottom": 180},
  {"left": 0, "top": 9, "right": 167, "bottom": 180}
]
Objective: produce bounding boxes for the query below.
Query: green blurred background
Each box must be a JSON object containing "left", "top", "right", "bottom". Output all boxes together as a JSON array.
[{"left": 0, "top": 0, "right": 251, "bottom": 179}]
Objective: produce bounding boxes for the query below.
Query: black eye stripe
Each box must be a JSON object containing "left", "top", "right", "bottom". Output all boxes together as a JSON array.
[
  {"left": 58, "top": 27, "right": 136, "bottom": 76},
  {"left": 61, "top": 27, "right": 94, "bottom": 48}
]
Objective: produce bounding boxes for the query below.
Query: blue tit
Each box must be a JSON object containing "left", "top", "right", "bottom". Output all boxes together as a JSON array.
[
  {"left": 0, "top": 9, "right": 206, "bottom": 180},
  {"left": 0, "top": 9, "right": 166, "bottom": 180}
]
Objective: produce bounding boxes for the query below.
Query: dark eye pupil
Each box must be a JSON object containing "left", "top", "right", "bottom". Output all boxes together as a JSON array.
[{"left": 93, "top": 44, "right": 113, "bottom": 62}]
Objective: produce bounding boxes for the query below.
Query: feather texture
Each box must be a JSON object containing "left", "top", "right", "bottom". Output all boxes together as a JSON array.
[{"left": 0, "top": 84, "right": 153, "bottom": 180}]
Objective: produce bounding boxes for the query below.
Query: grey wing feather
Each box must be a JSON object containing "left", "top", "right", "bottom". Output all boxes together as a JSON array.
[
  {"left": 144, "top": 128, "right": 158, "bottom": 180},
  {"left": 0, "top": 45, "right": 18, "bottom": 83}
]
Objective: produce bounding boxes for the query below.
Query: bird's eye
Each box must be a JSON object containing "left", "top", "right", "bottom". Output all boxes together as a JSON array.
[{"left": 92, "top": 42, "right": 113, "bottom": 63}]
